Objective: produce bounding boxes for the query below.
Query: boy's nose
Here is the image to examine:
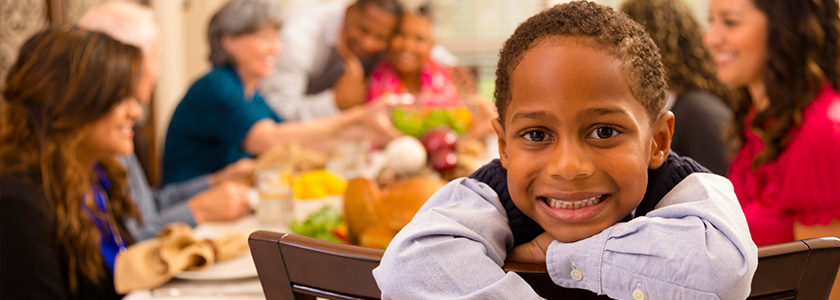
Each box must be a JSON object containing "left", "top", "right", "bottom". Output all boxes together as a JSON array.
[{"left": 545, "top": 141, "right": 595, "bottom": 181}]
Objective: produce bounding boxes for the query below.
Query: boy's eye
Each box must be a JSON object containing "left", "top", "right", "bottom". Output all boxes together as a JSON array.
[
  {"left": 522, "top": 130, "right": 550, "bottom": 142},
  {"left": 588, "top": 127, "right": 619, "bottom": 139}
]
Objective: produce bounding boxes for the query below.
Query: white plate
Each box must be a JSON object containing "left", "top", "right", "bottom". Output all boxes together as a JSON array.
[{"left": 174, "top": 251, "right": 258, "bottom": 280}]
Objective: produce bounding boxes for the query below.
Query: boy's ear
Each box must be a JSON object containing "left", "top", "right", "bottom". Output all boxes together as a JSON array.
[
  {"left": 491, "top": 118, "right": 509, "bottom": 169},
  {"left": 649, "top": 111, "right": 675, "bottom": 169}
]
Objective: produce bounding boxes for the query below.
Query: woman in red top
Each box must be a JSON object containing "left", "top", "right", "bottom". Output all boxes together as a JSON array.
[{"left": 705, "top": 0, "right": 840, "bottom": 248}]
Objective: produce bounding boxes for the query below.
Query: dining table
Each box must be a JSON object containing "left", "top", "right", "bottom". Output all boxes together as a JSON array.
[
  {"left": 123, "top": 195, "right": 345, "bottom": 300},
  {"left": 123, "top": 137, "right": 498, "bottom": 299}
]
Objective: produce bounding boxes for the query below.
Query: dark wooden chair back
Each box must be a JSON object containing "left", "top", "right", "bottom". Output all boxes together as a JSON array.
[
  {"left": 250, "top": 230, "right": 383, "bottom": 299},
  {"left": 748, "top": 237, "right": 840, "bottom": 300},
  {"left": 249, "top": 231, "right": 840, "bottom": 300}
]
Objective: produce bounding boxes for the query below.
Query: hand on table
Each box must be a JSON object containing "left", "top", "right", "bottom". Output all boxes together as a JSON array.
[
  {"left": 507, "top": 232, "right": 554, "bottom": 263},
  {"left": 188, "top": 181, "right": 252, "bottom": 223},
  {"left": 208, "top": 158, "right": 255, "bottom": 186}
]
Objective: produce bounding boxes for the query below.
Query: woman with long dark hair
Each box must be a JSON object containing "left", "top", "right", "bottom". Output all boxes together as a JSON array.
[
  {"left": 705, "top": 0, "right": 840, "bottom": 253},
  {"left": 0, "top": 25, "right": 143, "bottom": 299},
  {"left": 706, "top": 0, "right": 840, "bottom": 245}
]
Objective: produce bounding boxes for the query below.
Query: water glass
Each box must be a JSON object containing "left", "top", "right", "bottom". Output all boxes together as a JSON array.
[{"left": 255, "top": 166, "right": 294, "bottom": 226}]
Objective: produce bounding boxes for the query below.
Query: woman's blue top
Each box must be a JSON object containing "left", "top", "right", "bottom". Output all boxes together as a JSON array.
[
  {"left": 162, "top": 66, "right": 282, "bottom": 185},
  {"left": 85, "top": 165, "right": 127, "bottom": 274}
]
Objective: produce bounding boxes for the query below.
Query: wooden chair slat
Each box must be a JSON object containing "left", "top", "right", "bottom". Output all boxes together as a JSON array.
[{"left": 250, "top": 231, "right": 840, "bottom": 300}]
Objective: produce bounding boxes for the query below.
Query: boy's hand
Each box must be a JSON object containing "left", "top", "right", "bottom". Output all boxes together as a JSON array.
[{"left": 507, "top": 232, "right": 554, "bottom": 263}]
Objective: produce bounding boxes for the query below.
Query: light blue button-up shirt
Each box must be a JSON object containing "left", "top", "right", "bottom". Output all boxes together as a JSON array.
[{"left": 374, "top": 173, "right": 758, "bottom": 300}]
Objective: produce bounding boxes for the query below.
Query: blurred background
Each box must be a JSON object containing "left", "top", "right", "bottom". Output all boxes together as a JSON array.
[{"left": 0, "top": 0, "right": 708, "bottom": 177}]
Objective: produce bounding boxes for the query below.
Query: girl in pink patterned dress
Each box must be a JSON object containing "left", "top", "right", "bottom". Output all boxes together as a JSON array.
[
  {"left": 368, "top": 2, "right": 496, "bottom": 141},
  {"left": 367, "top": 3, "right": 459, "bottom": 107}
]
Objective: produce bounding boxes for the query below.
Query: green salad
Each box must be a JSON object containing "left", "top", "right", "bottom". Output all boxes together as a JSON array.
[{"left": 290, "top": 206, "right": 344, "bottom": 243}]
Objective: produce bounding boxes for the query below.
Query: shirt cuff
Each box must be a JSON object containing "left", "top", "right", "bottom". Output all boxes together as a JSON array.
[
  {"left": 546, "top": 227, "right": 612, "bottom": 294},
  {"left": 546, "top": 226, "right": 722, "bottom": 300},
  {"left": 184, "top": 175, "right": 211, "bottom": 195}
]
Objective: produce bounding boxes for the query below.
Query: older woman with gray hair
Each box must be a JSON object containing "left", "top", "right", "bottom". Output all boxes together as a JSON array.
[
  {"left": 163, "top": 0, "right": 400, "bottom": 185},
  {"left": 80, "top": 1, "right": 259, "bottom": 241}
]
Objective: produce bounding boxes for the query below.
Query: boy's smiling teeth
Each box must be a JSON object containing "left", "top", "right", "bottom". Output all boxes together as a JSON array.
[{"left": 543, "top": 195, "right": 606, "bottom": 209}]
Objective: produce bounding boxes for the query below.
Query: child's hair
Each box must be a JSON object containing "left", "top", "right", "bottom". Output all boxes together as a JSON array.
[
  {"left": 401, "top": 0, "right": 434, "bottom": 18},
  {"left": 494, "top": 1, "right": 666, "bottom": 125}
]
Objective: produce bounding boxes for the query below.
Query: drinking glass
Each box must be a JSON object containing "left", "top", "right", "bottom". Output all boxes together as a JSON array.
[{"left": 255, "top": 165, "right": 294, "bottom": 226}]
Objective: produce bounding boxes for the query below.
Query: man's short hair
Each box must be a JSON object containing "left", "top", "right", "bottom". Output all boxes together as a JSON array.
[{"left": 355, "top": 0, "right": 403, "bottom": 16}]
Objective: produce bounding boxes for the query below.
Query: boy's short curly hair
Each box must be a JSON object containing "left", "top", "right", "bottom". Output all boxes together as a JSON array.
[{"left": 494, "top": 1, "right": 666, "bottom": 125}]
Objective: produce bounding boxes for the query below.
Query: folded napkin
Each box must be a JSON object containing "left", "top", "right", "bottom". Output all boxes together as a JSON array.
[{"left": 113, "top": 224, "right": 249, "bottom": 293}]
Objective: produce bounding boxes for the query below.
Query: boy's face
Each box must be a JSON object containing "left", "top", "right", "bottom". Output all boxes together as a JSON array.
[{"left": 493, "top": 37, "right": 673, "bottom": 243}]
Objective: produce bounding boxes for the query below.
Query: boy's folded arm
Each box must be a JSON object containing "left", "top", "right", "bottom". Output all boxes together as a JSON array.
[
  {"left": 373, "top": 178, "right": 544, "bottom": 299},
  {"left": 545, "top": 173, "right": 758, "bottom": 300}
]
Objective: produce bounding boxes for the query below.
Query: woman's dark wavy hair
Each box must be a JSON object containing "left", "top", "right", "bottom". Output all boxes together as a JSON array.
[
  {"left": 732, "top": 0, "right": 840, "bottom": 169},
  {"left": 621, "top": 0, "right": 731, "bottom": 103},
  {"left": 494, "top": 1, "right": 666, "bottom": 125},
  {"left": 0, "top": 25, "right": 142, "bottom": 294}
]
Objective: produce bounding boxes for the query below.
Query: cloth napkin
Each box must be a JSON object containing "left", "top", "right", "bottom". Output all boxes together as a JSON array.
[{"left": 113, "top": 224, "right": 249, "bottom": 293}]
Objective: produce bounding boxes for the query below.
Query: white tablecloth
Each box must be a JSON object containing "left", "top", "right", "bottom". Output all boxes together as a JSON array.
[{"left": 124, "top": 196, "right": 344, "bottom": 300}]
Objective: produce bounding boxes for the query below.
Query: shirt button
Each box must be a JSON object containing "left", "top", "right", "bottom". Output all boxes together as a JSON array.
[
  {"left": 570, "top": 268, "right": 583, "bottom": 281},
  {"left": 632, "top": 288, "right": 646, "bottom": 300}
]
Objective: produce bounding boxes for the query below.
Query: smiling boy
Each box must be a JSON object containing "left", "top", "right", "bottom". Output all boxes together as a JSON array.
[
  {"left": 500, "top": 38, "right": 662, "bottom": 244},
  {"left": 373, "top": 2, "right": 757, "bottom": 299}
]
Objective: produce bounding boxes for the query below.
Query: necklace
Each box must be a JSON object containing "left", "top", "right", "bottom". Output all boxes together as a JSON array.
[
  {"left": 97, "top": 190, "right": 127, "bottom": 255},
  {"left": 89, "top": 166, "right": 128, "bottom": 255}
]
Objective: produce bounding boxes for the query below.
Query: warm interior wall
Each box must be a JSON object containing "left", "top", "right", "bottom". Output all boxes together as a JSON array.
[
  {"left": 149, "top": 0, "right": 228, "bottom": 161},
  {"left": 183, "top": 0, "right": 229, "bottom": 84},
  {"left": 150, "top": 0, "right": 185, "bottom": 160}
]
